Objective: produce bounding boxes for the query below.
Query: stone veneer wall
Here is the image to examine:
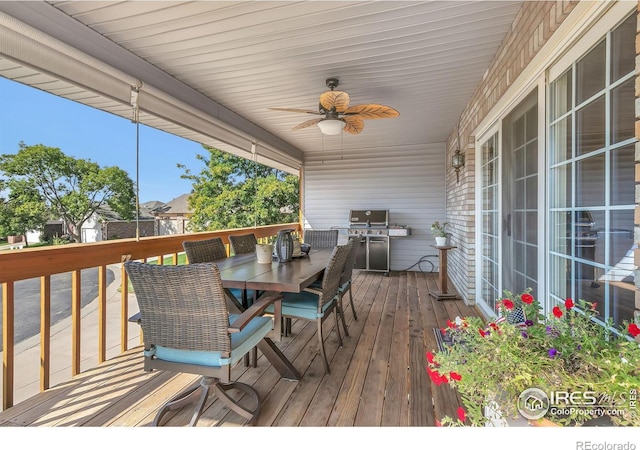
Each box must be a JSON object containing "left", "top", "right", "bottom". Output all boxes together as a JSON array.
[{"left": 444, "top": 1, "right": 580, "bottom": 306}]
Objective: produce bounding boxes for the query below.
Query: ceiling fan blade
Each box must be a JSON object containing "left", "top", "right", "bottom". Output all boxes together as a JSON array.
[
  {"left": 344, "top": 104, "right": 400, "bottom": 119},
  {"left": 291, "top": 117, "right": 323, "bottom": 131},
  {"left": 269, "top": 107, "right": 322, "bottom": 115},
  {"left": 343, "top": 116, "right": 364, "bottom": 134},
  {"left": 319, "top": 91, "right": 350, "bottom": 113}
]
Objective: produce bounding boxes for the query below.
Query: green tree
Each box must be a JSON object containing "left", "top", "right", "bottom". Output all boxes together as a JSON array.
[
  {"left": 179, "top": 146, "right": 298, "bottom": 231},
  {"left": 0, "top": 180, "right": 48, "bottom": 246},
  {"left": 0, "top": 143, "right": 136, "bottom": 243}
]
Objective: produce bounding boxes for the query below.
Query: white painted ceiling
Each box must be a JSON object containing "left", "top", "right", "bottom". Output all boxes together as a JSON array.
[{"left": 0, "top": 1, "right": 524, "bottom": 164}]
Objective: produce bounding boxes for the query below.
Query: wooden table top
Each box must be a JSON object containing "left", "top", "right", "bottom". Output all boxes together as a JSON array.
[{"left": 218, "top": 248, "right": 333, "bottom": 293}]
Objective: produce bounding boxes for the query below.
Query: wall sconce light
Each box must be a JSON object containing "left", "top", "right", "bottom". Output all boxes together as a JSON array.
[
  {"left": 452, "top": 149, "right": 465, "bottom": 183},
  {"left": 451, "top": 118, "right": 465, "bottom": 183}
]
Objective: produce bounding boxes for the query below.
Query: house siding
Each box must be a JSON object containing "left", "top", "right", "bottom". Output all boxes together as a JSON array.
[
  {"left": 302, "top": 143, "right": 446, "bottom": 272},
  {"left": 445, "top": 1, "right": 581, "bottom": 305}
]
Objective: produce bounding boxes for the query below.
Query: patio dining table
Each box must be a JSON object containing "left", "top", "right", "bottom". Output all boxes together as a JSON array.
[{"left": 211, "top": 247, "right": 334, "bottom": 381}]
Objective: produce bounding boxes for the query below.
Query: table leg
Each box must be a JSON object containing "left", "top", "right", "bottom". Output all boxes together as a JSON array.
[{"left": 429, "top": 247, "right": 459, "bottom": 301}]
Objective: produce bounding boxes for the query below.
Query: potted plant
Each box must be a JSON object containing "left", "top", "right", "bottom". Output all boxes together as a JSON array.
[
  {"left": 255, "top": 236, "right": 275, "bottom": 264},
  {"left": 426, "top": 289, "right": 640, "bottom": 426},
  {"left": 430, "top": 221, "right": 450, "bottom": 246}
]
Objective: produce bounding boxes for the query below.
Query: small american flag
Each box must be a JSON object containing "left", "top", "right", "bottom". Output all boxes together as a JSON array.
[{"left": 506, "top": 306, "right": 527, "bottom": 326}]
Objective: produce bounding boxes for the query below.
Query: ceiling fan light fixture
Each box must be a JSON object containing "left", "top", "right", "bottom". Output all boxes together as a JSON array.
[{"left": 317, "top": 119, "right": 343, "bottom": 135}]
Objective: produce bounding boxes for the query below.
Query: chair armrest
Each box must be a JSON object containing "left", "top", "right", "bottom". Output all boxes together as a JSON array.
[
  {"left": 228, "top": 291, "right": 283, "bottom": 333},
  {"left": 302, "top": 287, "right": 323, "bottom": 296}
]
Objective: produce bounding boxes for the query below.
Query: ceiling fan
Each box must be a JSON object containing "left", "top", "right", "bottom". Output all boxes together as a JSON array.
[{"left": 269, "top": 78, "right": 399, "bottom": 135}]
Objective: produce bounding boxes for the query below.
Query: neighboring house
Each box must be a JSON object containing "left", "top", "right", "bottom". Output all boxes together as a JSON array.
[
  {"left": 80, "top": 205, "right": 155, "bottom": 242},
  {"left": 150, "top": 193, "right": 193, "bottom": 236}
]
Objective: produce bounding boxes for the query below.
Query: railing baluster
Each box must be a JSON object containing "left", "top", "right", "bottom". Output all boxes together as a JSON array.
[
  {"left": 2, "top": 281, "right": 15, "bottom": 410},
  {"left": 121, "top": 264, "right": 128, "bottom": 353},
  {"left": 98, "top": 265, "right": 107, "bottom": 363},
  {"left": 71, "top": 270, "right": 81, "bottom": 376},
  {"left": 40, "top": 276, "right": 51, "bottom": 391}
]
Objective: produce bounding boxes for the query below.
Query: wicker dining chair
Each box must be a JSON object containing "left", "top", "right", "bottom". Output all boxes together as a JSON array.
[
  {"left": 183, "top": 237, "right": 227, "bottom": 263},
  {"left": 265, "top": 239, "right": 353, "bottom": 374},
  {"left": 229, "top": 233, "right": 258, "bottom": 255},
  {"left": 182, "top": 237, "right": 258, "bottom": 367},
  {"left": 124, "top": 261, "right": 279, "bottom": 426},
  {"left": 302, "top": 229, "right": 339, "bottom": 249}
]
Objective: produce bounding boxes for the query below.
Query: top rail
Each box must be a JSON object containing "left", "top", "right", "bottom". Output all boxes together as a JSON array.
[{"left": 0, "top": 223, "right": 300, "bottom": 284}]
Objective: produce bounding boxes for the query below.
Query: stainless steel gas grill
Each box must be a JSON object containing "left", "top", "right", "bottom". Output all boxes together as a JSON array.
[{"left": 347, "top": 210, "right": 390, "bottom": 273}]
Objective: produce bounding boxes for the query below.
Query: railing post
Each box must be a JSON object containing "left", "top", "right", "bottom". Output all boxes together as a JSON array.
[
  {"left": 40, "top": 276, "right": 51, "bottom": 392},
  {"left": 71, "top": 270, "right": 81, "bottom": 376},
  {"left": 121, "top": 263, "right": 128, "bottom": 353},
  {"left": 2, "top": 282, "right": 15, "bottom": 410},
  {"left": 98, "top": 265, "right": 107, "bottom": 363}
]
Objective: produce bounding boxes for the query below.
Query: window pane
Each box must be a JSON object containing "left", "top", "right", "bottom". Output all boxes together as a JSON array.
[
  {"left": 514, "top": 148, "right": 524, "bottom": 178},
  {"left": 482, "top": 138, "right": 496, "bottom": 164},
  {"left": 611, "top": 13, "right": 636, "bottom": 82},
  {"left": 526, "top": 245, "right": 538, "bottom": 279},
  {"left": 611, "top": 144, "right": 635, "bottom": 205},
  {"left": 576, "top": 39, "right": 606, "bottom": 103},
  {"left": 550, "top": 211, "right": 570, "bottom": 255},
  {"left": 525, "top": 104, "right": 537, "bottom": 141},
  {"left": 608, "top": 210, "right": 634, "bottom": 269},
  {"left": 611, "top": 78, "right": 634, "bottom": 144},
  {"left": 580, "top": 210, "right": 603, "bottom": 265},
  {"left": 576, "top": 95, "right": 605, "bottom": 156},
  {"left": 526, "top": 212, "right": 537, "bottom": 243},
  {"left": 483, "top": 185, "right": 496, "bottom": 210},
  {"left": 550, "top": 116, "right": 572, "bottom": 164},
  {"left": 549, "top": 164, "right": 571, "bottom": 208},
  {"left": 525, "top": 141, "right": 537, "bottom": 176},
  {"left": 576, "top": 154, "right": 605, "bottom": 207},
  {"left": 525, "top": 176, "right": 537, "bottom": 210},
  {"left": 550, "top": 69, "right": 572, "bottom": 121},
  {"left": 549, "top": 255, "right": 570, "bottom": 299},
  {"left": 608, "top": 282, "right": 636, "bottom": 325}
]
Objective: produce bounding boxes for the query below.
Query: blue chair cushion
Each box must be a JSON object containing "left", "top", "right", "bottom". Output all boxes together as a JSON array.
[
  {"left": 264, "top": 291, "right": 336, "bottom": 321},
  {"left": 146, "top": 314, "right": 272, "bottom": 367}
]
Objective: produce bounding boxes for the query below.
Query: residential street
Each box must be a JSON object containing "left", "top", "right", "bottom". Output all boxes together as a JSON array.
[{"left": 0, "top": 267, "right": 115, "bottom": 351}]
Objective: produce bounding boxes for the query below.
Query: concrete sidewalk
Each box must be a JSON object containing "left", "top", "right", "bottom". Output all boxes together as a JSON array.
[{"left": 0, "top": 263, "right": 142, "bottom": 408}]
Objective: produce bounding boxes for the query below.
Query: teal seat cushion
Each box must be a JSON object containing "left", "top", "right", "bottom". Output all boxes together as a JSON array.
[
  {"left": 264, "top": 291, "right": 336, "bottom": 321},
  {"left": 146, "top": 314, "right": 272, "bottom": 367}
]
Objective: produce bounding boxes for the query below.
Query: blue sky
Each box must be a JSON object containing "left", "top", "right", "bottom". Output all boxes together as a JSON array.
[{"left": 0, "top": 76, "right": 202, "bottom": 203}]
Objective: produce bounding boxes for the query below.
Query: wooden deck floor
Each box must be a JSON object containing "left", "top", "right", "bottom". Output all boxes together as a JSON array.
[{"left": 0, "top": 270, "right": 480, "bottom": 427}]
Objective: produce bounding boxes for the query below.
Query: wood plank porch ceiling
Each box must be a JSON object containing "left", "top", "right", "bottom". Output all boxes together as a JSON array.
[{"left": 0, "top": 270, "right": 479, "bottom": 427}]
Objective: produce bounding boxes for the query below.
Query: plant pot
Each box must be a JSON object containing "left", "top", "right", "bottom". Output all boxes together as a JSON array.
[
  {"left": 435, "top": 236, "right": 447, "bottom": 246},
  {"left": 255, "top": 244, "right": 273, "bottom": 264}
]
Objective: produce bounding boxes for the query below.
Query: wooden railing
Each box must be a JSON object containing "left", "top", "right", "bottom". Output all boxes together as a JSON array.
[{"left": 0, "top": 222, "right": 300, "bottom": 410}]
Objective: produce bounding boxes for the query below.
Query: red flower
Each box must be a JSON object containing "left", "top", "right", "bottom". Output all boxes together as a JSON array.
[
  {"left": 591, "top": 302, "right": 598, "bottom": 311},
  {"left": 426, "top": 351, "right": 435, "bottom": 364},
  {"left": 479, "top": 328, "right": 487, "bottom": 337},
  {"left": 521, "top": 293, "right": 534, "bottom": 304},
  {"left": 457, "top": 407, "right": 466, "bottom": 423},
  {"left": 565, "top": 298, "right": 574, "bottom": 310},
  {"left": 502, "top": 299, "right": 514, "bottom": 310},
  {"left": 447, "top": 319, "right": 456, "bottom": 329},
  {"left": 553, "top": 306, "right": 563, "bottom": 318},
  {"left": 489, "top": 322, "right": 499, "bottom": 330},
  {"left": 435, "top": 419, "right": 442, "bottom": 427},
  {"left": 629, "top": 323, "right": 640, "bottom": 338},
  {"left": 450, "top": 372, "right": 462, "bottom": 381}
]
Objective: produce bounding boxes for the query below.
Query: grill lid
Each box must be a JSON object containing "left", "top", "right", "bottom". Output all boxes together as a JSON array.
[{"left": 349, "top": 210, "right": 389, "bottom": 227}]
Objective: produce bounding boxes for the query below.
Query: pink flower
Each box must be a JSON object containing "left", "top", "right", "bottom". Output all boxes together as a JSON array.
[
  {"left": 565, "top": 298, "right": 574, "bottom": 310},
  {"left": 521, "top": 293, "right": 534, "bottom": 304},
  {"left": 553, "top": 306, "right": 563, "bottom": 318}
]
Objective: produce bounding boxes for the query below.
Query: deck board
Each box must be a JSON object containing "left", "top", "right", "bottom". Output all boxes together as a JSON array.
[{"left": 0, "top": 270, "right": 482, "bottom": 427}]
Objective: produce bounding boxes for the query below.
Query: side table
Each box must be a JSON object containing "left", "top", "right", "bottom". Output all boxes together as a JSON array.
[{"left": 429, "top": 245, "right": 459, "bottom": 301}]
